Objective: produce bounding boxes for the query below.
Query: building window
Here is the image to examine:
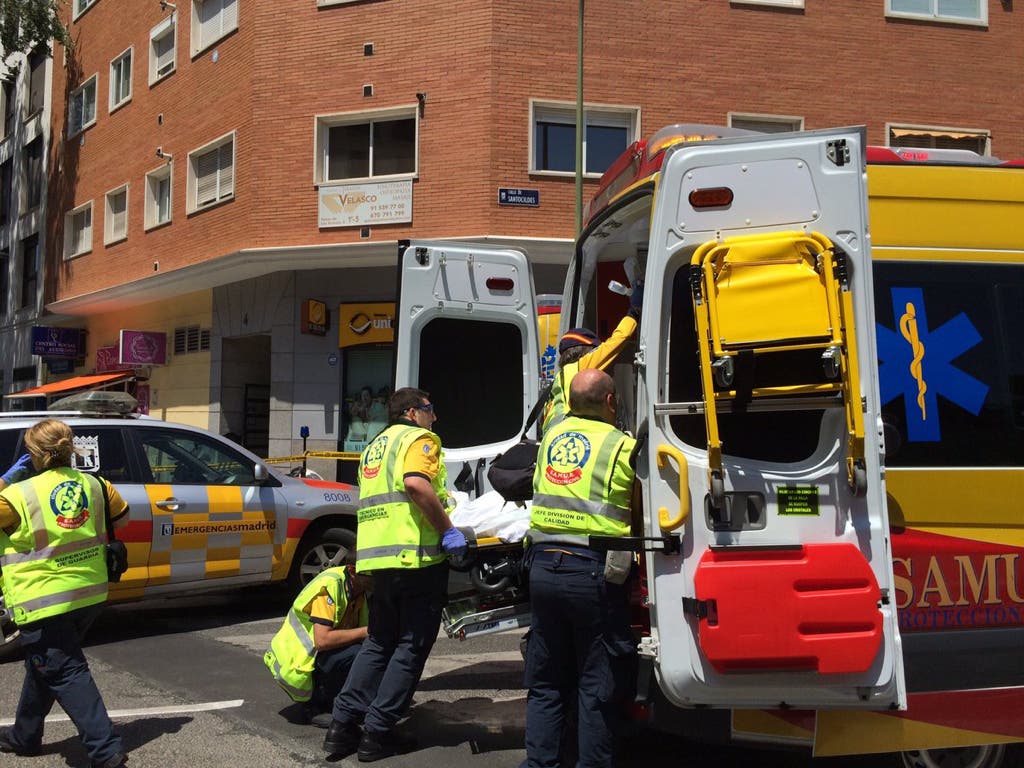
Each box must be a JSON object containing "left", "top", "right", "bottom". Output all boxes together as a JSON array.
[
  {"left": 316, "top": 109, "right": 416, "bottom": 184},
  {"left": 2, "top": 81, "right": 15, "bottom": 140},
  {"left": 68, "top": 74, "right": 98, "bottom": 136},
  {"left": 105, "top": 185, "right": 128, "bottom": 244},
  {"left": 149, "top": 16, "right": 176, "bottom": 85},
  {"left": 0, "top": 251, "right": 8, "bottom": 317},
  {"left": 20, "top": 234, "right": 38, "bottom": 310},
  {"left": 23, "top": 137, "right": 43, "bottom": 209},
  {"left": 191, "top": 0, "right": 238, "bottom": 56},
  {"left": 530, "top": 101, "right": 639, "bottom": 176},
  {"left": 64, "top": 201, "right": 93, "bottom": 258},
  {"left": 74, "top": 0, "right": 99, "bottom": 19},
  {"left": 109, "top": 48, "right": 133, "bottom": 111},
  {"left": 887, "top": 123, "right": 990, "bottom": 154},
  {"left": 187, "top": 132, "right": 234, "bottom": 211},
  {"left": 728, "top": 113, "right": 804, "bottom": 133},
  {"left": 27, "top": 47, "right": 46, "bottom": 117},
  {"left": 174, "top": 324, "right": 211, "bottom": 354},
  {"left": 0, "top": 160, "right": 11, "bottom": 225},
  {"left": 886, "top": 0, "right": 986, "bottom": 25},
  {"left": 145, "top": 164, "right": 172, "bottom": 229}
]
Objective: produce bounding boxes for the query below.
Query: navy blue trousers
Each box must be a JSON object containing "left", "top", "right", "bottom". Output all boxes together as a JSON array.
[
  {"left": 523, "top": 550, "right": 635, "bottom": 768},
  {"left": 8, "top": 604, "right": 122, "bottom": 764},
  {"left": 310, "top": 641, "right": 362, "bottom": 711},
  {"left": 331, "top": 562, "right": 448, "bottom": 734}
]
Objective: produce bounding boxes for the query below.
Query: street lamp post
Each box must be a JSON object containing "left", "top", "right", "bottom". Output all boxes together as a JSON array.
[{"left": 575, "top": 0, "right": 584, "bottom": 236}]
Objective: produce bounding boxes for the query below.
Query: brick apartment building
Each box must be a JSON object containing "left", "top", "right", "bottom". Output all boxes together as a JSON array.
[{"left": 2, "top": 0, "right": 1020, "bottom": 465}]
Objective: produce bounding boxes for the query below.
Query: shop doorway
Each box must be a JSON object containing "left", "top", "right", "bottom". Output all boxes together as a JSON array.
[{"left": 221, "top": 335, "right": 271, "bottom": 456}]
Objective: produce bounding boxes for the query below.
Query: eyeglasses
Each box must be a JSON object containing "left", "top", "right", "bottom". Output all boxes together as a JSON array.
[{"left": 411, "top": 403, "right": 435, "bottom": 412}]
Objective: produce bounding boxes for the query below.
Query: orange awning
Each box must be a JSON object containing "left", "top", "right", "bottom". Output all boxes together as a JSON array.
[{"left": 4, "top": 372, "right": 133, "bottom": 398}]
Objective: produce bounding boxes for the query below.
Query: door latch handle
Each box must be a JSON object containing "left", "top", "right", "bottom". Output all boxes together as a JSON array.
[
  {"left": 656, "top": 444, "right": 690, "bottom": 532},
  {"left": 155, "top": 498, "right": 183, "bottom": 511}
]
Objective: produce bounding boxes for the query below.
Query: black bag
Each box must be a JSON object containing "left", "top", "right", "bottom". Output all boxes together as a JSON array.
[
  {"left": 487, "top": 381, "right": 550, "bottom": 502},
  {"left": 487, "top": 439, "right": 540, "bottom": 502},
  {"left": 99, "top": 477, "right": 128, "bottom": 583},
  {"left": 106, "top": 541, "right": 128, "bottom": 583}
]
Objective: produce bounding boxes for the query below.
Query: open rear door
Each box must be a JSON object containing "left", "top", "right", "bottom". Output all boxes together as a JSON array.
[
  {"left": 638, "top": 128, "right": 905, "bottom": 710},
  {"left": 394, "top": 241, "right": 541, "bottom": 498}
]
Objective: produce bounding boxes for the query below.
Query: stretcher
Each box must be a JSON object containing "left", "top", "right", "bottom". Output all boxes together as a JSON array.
[
  {"left": 443, "top": 534, "right": 530, "bottom": 640},
  {"left": 689, "top": 230, "right": 867, "bottom": 513}
]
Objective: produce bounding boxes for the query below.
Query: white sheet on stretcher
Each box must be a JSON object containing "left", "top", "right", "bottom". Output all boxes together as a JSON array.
[{"left": 449, "top": 490, "right": 531, "bottom": 543}]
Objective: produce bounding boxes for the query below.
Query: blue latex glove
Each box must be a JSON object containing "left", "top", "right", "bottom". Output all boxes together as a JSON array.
[
  {"left": 2, "top": 454, "right": 33, "bottom": 485},
  {"left": 441, "top": 527, "right": 468, "bottom": 557},
  {"left": 628, "top": 281, "right": 644, "bottom": 318}
]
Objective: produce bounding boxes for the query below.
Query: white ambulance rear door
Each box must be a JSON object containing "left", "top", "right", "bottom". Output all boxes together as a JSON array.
[
  {"left": 638, "top": 127, "right": 906, "bottom": 710},
  {"left": 394, "top": 241, "right": 542, "bottom": 499}
]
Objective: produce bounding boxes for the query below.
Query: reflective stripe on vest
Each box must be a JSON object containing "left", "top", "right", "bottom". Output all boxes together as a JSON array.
[
  {"left": 0, "top": 469, "right": 109, "bottom": 625},
  {"left": 530, "top": 493, "right": 631, "bottom": 523},
  {"left": 355, "top": 423, "right": 448, "bottom": 572},
  {"left": 542, "top": 361, "right": 580, "bottom": 434}
]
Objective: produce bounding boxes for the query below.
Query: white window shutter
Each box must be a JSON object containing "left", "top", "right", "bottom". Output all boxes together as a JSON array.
[
  {"left": 111, "top": 192, "right": 127, "bottom": 238},
  {"left": 155, "top": 31, "right": 174, "bottom": 75},
  {"left": 218, "top": 143, "right": 234, "bottom": 198},
  {"left": 222, "top": 0, "right": 238, "bottom": 32},
  {"left": 196, "top": 149, "right": 219, "bottom": 206}
]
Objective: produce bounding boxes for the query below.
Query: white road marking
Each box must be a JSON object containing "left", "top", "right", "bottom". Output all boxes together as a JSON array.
[{"left": 0, "top": 699, "right": 245, "bottom": 727}]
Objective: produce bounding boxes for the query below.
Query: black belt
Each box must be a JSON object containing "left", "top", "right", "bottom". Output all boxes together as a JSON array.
[{"left": 532, "top": 545, "right": 606, "bottom": 564}]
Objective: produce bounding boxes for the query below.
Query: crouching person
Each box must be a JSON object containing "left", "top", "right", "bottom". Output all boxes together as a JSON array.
[{"left": 265, "top": 562, "right": 370, "bottom": 727}]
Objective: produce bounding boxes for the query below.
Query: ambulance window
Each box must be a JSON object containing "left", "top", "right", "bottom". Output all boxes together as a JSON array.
[
  {"left": 0, "top": 429, "right": 21, "bottom": 471},
  {"left": 874, "top": 262, "right": 1024, "bottom": 467},
  {"left": 666, "top": 265, "right": 824, "bottom": 462},
  {"left": 70, "top": 427, "right": 131, "bottom": 483},
  {"left": 416, "top": 317, "right": 523, "bottom": 449}
]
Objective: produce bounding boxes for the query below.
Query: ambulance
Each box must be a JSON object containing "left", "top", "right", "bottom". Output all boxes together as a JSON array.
[{"left": 394, "top": 125, "right": 1024, "bottom": 766}]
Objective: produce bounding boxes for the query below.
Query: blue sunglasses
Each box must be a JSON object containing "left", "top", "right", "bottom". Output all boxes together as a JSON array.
[{"left": 412, "top": 403, "right": 435, "bottom": 412}]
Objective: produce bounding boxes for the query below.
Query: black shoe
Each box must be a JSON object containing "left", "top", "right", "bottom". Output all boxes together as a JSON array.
[
  {"left": 0, "top": 726, "right": 41, "bottom": 757},
  {"left": 323, "top": 721, "right": 361, "bottom": 756},
  {"left": 310, "top": 712, "right": 333, "bottom": 729},
  {"left": 92, "top": 753, "right": 128, "bottom": 768},
  {"left": 357, "top": 729, "right": 417, "bottom": 762}
]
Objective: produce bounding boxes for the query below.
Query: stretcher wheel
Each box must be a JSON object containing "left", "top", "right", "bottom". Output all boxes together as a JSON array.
[
  {"left": 470, "top": 565, "right": 512, "bottom": 595},
  {"left": 710, "top": 473, "right": 725, "bottom": 510}
]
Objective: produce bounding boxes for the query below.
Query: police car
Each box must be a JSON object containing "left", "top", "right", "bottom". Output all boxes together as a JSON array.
[{"left": 0, "top": 392, "right": 358, "bottom": 660}]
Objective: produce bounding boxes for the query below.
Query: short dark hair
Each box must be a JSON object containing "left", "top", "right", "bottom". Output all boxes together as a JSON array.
[
  {"left": 558, "top": 343, "right": 592, "bottom": 368},
  {"left": 388, "top": 387, "right": 430, "bottom": 421}
]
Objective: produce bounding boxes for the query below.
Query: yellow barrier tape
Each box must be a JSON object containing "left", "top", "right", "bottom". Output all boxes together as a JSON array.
[{"left": 263, "top": 451, "right": 362, "bottom": 465}]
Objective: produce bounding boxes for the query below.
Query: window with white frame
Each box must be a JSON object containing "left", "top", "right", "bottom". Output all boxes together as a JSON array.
[
  {"left": 531, "top": 102, "right": 638, "bottom": 176},
  {"left": 109, "top": 48, "right": 132, "bottom": 111},
  {"left": 732, "top": 0, "right": 803, "bottom": 7},
  {"left": 145, "top": 164, "right": 172, "bottom": 229},
  {"left": 192, "top": 0, "right": 238, "bottom": 56},
  {"left": 316, "top": 110, "right": 417, "bottom": 184},
  {"left": 73, "top": 0, "right": 98, "bottom": 20},
  {"left": 886, "top": 0, "right": 986, "bottom": 25},
  {"left": 149, "top": 16, "right": 176, "bottom": 84},
  {"left": 64, "top": 201, "right": 93, "bottom": 259},
  {"left": 728, "top": 113, "right": 803, "bottom": 134},
  {"left": 188, "top": 132, "right": 234, "bottom": 211},
  {"left": 887, "top": 124, "right": 990, "bottom": 154},
  {"left": 68, "top": 75, "right": 98, "bottom": 136},
  {"left": 104, "top": 185, "right": 128, "bottom": 244}
]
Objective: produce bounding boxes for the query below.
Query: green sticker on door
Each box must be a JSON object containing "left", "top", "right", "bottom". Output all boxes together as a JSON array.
[{"left": 777, "top": 485, "right": 820, "bottom": 516}]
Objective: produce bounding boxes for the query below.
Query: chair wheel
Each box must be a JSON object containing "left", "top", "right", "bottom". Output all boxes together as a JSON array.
[{"left": 850, "top": 463, "right": 867, "bottom": 497}]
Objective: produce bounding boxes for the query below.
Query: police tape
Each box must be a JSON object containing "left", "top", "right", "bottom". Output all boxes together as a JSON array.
[{"left": 263, "top": 451, "right": 362, "bottom": 465}]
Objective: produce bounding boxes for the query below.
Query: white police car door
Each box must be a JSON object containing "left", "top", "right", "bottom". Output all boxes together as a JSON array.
[
  {"left": 394, "top": 241, "right": 542, "bottom": 499},
  {"left": 638, "top": 127, "right": 906, "bottom": 710}
]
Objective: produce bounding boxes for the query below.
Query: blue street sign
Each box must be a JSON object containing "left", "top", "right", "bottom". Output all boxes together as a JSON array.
[{"left": 498, "top": 188, "right": 540, "bottom": 207}]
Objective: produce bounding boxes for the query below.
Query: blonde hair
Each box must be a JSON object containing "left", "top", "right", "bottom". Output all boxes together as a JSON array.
[{"left": 24, "top": 419, "right": 76, "bottom": 470}]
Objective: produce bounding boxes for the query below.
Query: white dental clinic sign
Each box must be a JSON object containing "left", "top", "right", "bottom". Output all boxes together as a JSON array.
[{"left": 318, "top": 179, "right": 413, "bottom": 228}]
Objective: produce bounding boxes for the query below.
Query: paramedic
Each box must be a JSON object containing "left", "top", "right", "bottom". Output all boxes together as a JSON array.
[
  {"left": 541, "top": 281, "right": 643, "bottom": 434},
  {"left": 524, "top": 368, "right": 638, "bottom": 768},
  {"left": 264, "top": 562, "right": 370, "bottom": 727},
  {"left": 0, "top": 420, "right": 129, "bottom": 768},
  {"left": 323, "top": 387, "right": 468, "bottom": 762}
]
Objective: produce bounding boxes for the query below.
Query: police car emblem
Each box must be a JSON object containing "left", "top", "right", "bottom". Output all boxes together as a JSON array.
[
  {"left": 50, "top": 480, "right": 90, "bottom": 529},
  {"left": 545, "top": 431, "right": 591, "bottom": 485}
]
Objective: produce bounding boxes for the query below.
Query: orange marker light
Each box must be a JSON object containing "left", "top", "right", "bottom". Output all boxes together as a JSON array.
[
  {"left": 486, "top": 277, "right": 515, "bottom": 291},
  {"left": 689, "top": 187, "right": 734, "bottom": 208}
]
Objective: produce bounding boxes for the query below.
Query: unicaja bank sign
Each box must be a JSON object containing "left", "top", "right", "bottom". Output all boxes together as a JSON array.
[{"left": 318, "top": 179, "right": 412, "bottom": 228}]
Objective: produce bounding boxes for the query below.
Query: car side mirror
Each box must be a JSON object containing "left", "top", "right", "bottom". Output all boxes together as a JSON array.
[{"left": 254, "top": 462, "right": 268, "bottom": 485}]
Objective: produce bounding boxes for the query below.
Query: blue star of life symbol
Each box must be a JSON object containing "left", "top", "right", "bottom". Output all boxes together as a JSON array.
[
  {"left": 540, "top": 344, "right": 557, "bottom": 380},
  {"left": 875, "top": 287, "right": 988, "bottom": 442}
]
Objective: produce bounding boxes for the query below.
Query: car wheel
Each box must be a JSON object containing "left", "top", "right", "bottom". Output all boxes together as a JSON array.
[
  {"left": 901, "top": 743, "right": 1006, "bottom": 768},
  {"left": 289, "top": 527, "right": 357, "bottom": 590}
]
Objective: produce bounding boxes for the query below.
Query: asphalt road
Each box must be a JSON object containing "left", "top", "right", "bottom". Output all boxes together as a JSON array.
[{"left": 0, "top": 587, "right": 900, "bottom": 767}]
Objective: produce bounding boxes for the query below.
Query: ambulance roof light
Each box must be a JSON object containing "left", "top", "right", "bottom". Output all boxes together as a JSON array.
[
  {"left": 645, "top": 123, "right": 762, "bottom": 162},
  {"left": 48, "top": 390, "right": 139, "bottom": 416},
  {"left": 867, "top": 146, "right": 1005, "bottom": 166}
]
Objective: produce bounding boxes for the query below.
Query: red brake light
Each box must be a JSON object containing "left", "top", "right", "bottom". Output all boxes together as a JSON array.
[
  {"left": 486, "top": 277, "right": 514, "bottom": 292},
  {"left": 689, "top": 187, "right": 734, "bottom": 209}
]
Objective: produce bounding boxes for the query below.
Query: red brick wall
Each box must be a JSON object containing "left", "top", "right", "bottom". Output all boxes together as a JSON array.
[{"left": 47, "top": 0, "right": 1022, "bottom": 302}]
